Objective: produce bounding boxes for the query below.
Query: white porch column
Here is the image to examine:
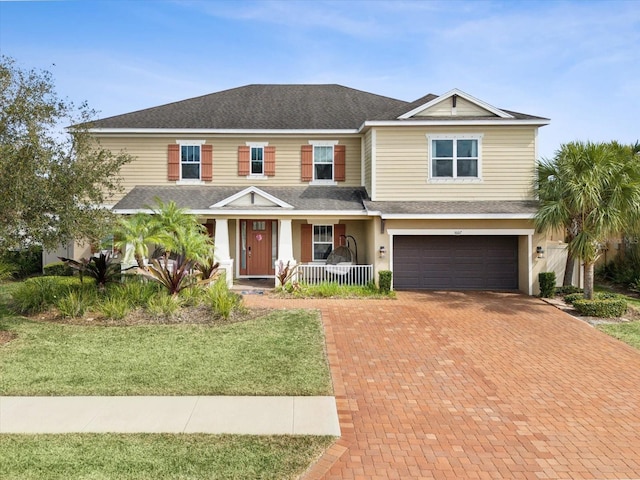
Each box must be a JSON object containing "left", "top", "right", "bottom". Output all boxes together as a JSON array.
[
  {"left": 275, "top": 219, "right": 296, "bottom": 288},
  {"left": 278, "top": 219, "right": 294, "bottom": 262},
  {"left": 214, "top": 218, "right": 233, "bottom": 287}
]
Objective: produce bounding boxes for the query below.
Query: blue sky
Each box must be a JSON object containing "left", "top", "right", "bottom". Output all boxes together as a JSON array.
[{"left": 1, "top": 0, "right": 639, "bottom": 159}]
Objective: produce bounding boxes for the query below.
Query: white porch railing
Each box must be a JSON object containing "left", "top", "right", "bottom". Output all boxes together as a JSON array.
[{"left": 296, "top": 263, "right": 374, "bottom": 286}]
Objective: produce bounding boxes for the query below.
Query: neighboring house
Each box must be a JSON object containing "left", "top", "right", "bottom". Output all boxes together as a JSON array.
[{"left": 85, "top": 84, "right": 550, "bottom": 294}]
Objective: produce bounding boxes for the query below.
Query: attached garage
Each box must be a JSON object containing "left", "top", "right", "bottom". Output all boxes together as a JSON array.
[{"left": 393, "top": 235, "right": 518, "bottom": 290}]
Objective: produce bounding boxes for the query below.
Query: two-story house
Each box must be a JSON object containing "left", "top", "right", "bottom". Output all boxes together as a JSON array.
[{"left": 85, "top": 84, "right": 550, "bottom": 294}]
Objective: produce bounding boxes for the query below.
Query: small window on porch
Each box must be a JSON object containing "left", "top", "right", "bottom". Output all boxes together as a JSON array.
[{"left": 313, "top": 225, "right": 333, "bottom": 261}]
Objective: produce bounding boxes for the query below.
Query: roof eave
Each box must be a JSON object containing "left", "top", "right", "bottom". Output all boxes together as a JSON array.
[
  {"left": 89, "top": 128, "right": 361, "bottom": 135},
  {"left": 366, "top": 212, "right": 536, "bottom": 220},
  {"left": 360, "top": 119, "right": 549, "bottom": 130}
]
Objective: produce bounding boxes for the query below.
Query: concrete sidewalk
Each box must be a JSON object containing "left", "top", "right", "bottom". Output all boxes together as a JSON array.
[{"left": 0, "top": 396, "right": 340, "bottom": 435}]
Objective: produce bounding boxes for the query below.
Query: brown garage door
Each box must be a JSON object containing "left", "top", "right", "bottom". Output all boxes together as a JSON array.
[{"left": 393, "top": 235, "right": 518, "bottom": 290}]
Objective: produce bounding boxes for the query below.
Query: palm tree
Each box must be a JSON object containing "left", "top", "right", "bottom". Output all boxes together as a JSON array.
[
  {"left": 535, "top": 141, "right": 640, "bottom": 299},
  {"left": 114, "top": 213, "right": 157, "bottom": 269}
]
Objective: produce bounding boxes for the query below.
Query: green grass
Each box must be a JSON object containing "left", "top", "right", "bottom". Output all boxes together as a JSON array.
[
  {"left": 0, "top": 307, "right": 332, "bottom": 396},
  {"left": 0, "top": 434, "right": 334, "bottom": 480},
  {"left": 597, "top": 321, "right": 640, "bottom": 350},
  {"left": 280, "top": 281, "right": 395, "bottom": 298}
]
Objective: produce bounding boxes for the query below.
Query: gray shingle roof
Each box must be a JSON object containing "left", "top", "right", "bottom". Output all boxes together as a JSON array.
[
  {"left": 113, "top": 186, "right": 370, "bottom": 212},
  {"left": 91, "top": 84, "right": 407, "bottom": 130},
  {"left": 364, "top": 200, "right": 538, "bottom": 216},
  {"left": 89, "top": 84, "right": 548, "bottom": 130}
]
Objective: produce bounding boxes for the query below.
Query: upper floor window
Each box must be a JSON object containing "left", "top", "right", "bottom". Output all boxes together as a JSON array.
[
  {"left": 428, "top": 134, "right": 482, "bottom": 181},
  {"left": 302, "top": 140, "right": 344, "bottom": 184},
  {"left": 313, "top": 225, "right": 333, "bottom": 261},
  {"left": 181, "top": 144, "right": 201, "bottom": 180},
  {"left": 251, "top": 146, "right": 264, "bottom": 175},
  {"left": 314, "top": 145, "right": 334, "bottom": 181}
]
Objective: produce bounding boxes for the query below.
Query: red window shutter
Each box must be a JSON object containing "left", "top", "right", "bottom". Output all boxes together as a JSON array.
[
  {"left": 201, "top": 144, "right": 213, "bottom": 181},
  {"left": 238, "top": 146, "right": 250, "bottom": 176},
  {"left": 264, "top": 146, "right": 276, "bottom": 176},
  {"left": 334, "top": 145, "right": 346, "bottom": 182},
  {"left": 301, "top": 145, "right": 313, "bottom": 181},
  {"left": 333, "top": 224, "right": 346, "bottom": 248},
  {"left": 168, "top": 144, "right": 180, "bottom": 181},
  {"left": 301, "top": 224, "right": 312, "bottom": 263}
]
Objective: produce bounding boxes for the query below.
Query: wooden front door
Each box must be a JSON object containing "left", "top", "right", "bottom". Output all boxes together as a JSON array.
[{"left": 240, "top": 220, "right": 276, "bottom": 276}]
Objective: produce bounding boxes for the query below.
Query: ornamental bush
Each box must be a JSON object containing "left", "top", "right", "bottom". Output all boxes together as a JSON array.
[
  {"left": 555, "top": 285, "right": 583, "bottom": 295},
  {"left": 538, "top": 272, "right": 556, "bottom": 298},
  {"left": 573, "top": 297, "right": 628, "bottom": 318},
  {"left": 378, "top": 270, "right": 392, "bottom": 293},
  {"left": 44, "top": 262, "right": 74, "bottom": 276}
]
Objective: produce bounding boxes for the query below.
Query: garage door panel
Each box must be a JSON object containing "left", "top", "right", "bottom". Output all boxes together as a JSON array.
[{"left": 394, "top": 235, "right": 518, "bottom": 290}]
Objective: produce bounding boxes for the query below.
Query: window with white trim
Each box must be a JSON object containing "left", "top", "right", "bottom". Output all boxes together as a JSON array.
[
  {"left": 313, "top": 225, "right": 333, "bottom": 261},
  {"left": 428, "top": 135, "right": 482, "bottom": 180},
  {"left": 314, "top": 145, "right": 334, "bottom": 181},
  {"left": 181, "top": 144, "right": 201, "bottom": 180},
  {"left": 250, "top": 146, "right": 264, "bottom": 175}
]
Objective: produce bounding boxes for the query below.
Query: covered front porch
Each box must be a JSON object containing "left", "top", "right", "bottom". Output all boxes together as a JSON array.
[
  {"left": 113, "top": 185, "right": 377, "bottom": 288},
  {"left": 209, "top": 216, "right": 375, "bottom": 288}
]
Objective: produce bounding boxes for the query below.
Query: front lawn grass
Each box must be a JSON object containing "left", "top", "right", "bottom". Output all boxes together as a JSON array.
[
  {"left": 0, "top": 433, "right": 333, "bottom": 480},
  {"left": 597, "top": 321, "right": 640, "bottom": 350},
  {"left": 0, "top": 308, "right": 332, "bottom": 396}
]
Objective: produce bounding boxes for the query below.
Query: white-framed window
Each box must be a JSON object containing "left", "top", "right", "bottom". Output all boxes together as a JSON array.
[
  {"left": 427, "top": 134, "right": 483, "bottom": 181},
  {"left": 308, "top": 140, "right": 338, "bottom": 183},
  {"left": 178, "top": 140, "right": 205, "bottom": 181},
  {"left": 250, "top": 146, "right": 264, "bottom": 175},
  {"left": 314, "top": 145, "right": 334, "bottom": 181},
  {"left": 313, "top": 225, "right": 333, "bottom": 261}
]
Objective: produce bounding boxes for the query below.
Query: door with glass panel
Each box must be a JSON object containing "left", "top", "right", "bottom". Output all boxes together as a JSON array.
[{"left": 240, "top": 220, "right": 278, "bottom": 276}]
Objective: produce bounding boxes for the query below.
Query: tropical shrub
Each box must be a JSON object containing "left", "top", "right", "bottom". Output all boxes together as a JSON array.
[
  {"left": 538, "top": 272, "right": 556, "bottom": 298},
  {"left": 206, "top": 277, "right": 242, "bottom": 320},
  {"left": 10, "top": 276, "right": 79, "bottom": 314},
  {"left": 146, "top": 293, "right": 183, "bottom": 319},
  {"left": 56, "top": 291, "right": 91, "bottom": 318},
  {"left": 276, "top": 260, "right": 297, "bottom": 288},
  {"left": 59, "top": 252, "right": 123, "bottom": 290},
  {"left": 194, "top": 255, "right": 220, "bottom": 284},
  {"left": 179, "top": 284, "right": 207, "bottom": 307},
  {"left": 98, "top": 296, "right": 131, "bottom": 320},
  {"left": 142, "top": 255, "right": 196, "bottom": 295}
]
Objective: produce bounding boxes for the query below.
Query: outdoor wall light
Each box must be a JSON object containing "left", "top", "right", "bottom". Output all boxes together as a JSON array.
[
  {"left": 536, "top": 246, "right": 545, "bottom": 259},
  {"left": 379, "top": 246, "right": 386, "bottom": 258}
]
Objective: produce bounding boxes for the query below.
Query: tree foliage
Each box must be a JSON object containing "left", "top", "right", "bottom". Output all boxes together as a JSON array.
[
  {"left": 0, "top": 56, "right": 132, "bottom": 252},
  {"left": 535, "top": 141, "right": 640, "bottom": 299}
]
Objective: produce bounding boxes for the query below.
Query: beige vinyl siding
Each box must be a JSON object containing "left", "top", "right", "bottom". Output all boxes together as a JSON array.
[
  {"left": 416, "top": 100, "right": 452, "bottom": 117},
  {"left": 374, "top": 126, "right": 537, "bottom": 201},
  {"left": 97, "top": 135, "right": 363, "bottom": 203},
  {"left": 363, "top": 130, "right": 372, "bottom": 196},
  {"left": 416, "top": 97, "right": 495, "bottom": 117}
]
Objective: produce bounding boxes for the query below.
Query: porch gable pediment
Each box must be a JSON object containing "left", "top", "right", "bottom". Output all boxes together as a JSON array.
[{"left": 210, "top": 186, "right": 294, "bottom": 209}]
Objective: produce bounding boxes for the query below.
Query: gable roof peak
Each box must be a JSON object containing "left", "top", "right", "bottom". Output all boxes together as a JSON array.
[{"left": 398, "top": 88, "right": 515, "bottom": 120}]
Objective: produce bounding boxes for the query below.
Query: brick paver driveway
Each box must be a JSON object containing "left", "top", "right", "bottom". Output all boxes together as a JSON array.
[{"left": 244, "top": 291, "right": 640, "bottom": 479}]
